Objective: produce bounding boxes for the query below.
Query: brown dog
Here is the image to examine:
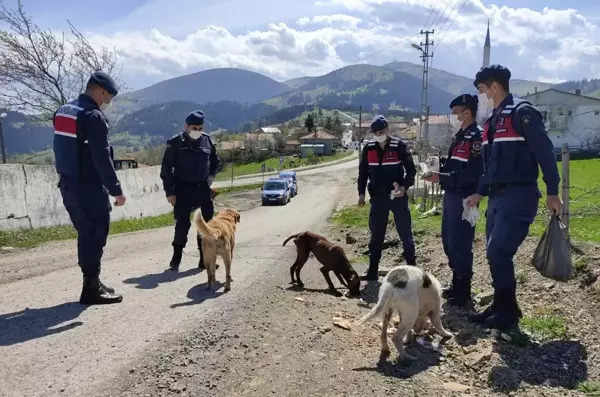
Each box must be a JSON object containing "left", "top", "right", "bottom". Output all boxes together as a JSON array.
[
  {"left": 194, "top": 207, "right": 241, "bottom": 291},
  {"left": 282, "top": 231, "right": 361, "bottom": 296}
]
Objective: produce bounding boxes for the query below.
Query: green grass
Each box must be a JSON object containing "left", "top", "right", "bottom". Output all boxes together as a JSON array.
[
  {"left": 520, "top": 307, "right": 568, "bottom": 342},
  {"left": 576, "top": 381, "right": 600, "bottom": 395},
  {"left": 332, "top": 159, "right": 600, "bottom": 243},
  {"left": 0, "top": 183, "right": 262, "bottom": 249},
  {"left": 215, "top": 151, "right": 353, "bottom": 180}
]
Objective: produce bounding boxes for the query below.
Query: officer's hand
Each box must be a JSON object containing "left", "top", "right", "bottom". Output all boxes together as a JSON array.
[
  {"left": 546, "top": 195, "right": 562, "bottom": 215},
  {"left": 167, "top": 195, "right": 176, "bottom": 206},
  {"left": 465, "top": 193, "right": 483, "bottom": 207},
  {"left": 114, "top": 195, "right": 126, "bottom": 207},
  {"left": 358, "top": 195, "right": 366, "bottom": 207},
  {"left": 391, "top": 182, "right": 405, "bottom": 198}
]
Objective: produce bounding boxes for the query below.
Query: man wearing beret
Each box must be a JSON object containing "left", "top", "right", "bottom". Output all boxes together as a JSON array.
[
  {"left": 160, "top": 111, "right": 221, "bottom": 271},
  {"left": 357, "top": 115, "right": 418, "bottom": 281},
  {"left": 465, "top": 64, "right": 562, "bottom": 331},
  {"left": 53, "top": 70, "right": 126, "bottom": 305},
  {"left": 423, "top": 94, "right": 483, "bottom": 307}
]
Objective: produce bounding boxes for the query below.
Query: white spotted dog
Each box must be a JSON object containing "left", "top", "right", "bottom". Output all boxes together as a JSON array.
[{"left": 354, "top": 265, "right": 453, "bottom": 361}]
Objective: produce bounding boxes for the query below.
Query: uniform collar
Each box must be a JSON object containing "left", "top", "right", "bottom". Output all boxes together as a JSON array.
[
  {"left": 455, "top": 121, "right": 477, "bottom": 137},
  {"left": 494, "top": 94, "right": 514, "bottom": 113},
  {"left": 78, "top": 94, "right": 99, "bottom": 109}
]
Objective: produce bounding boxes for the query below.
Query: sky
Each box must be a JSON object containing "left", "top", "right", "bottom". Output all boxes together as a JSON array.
[{"left": 3, "top": 0, "right": 600, "bottom": 91}]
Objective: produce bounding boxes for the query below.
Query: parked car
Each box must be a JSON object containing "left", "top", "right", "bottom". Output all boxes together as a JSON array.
[
  {"left": 278, "top": 171, "right": 298, "bottom": 196},
  {"left": 261, "top": 178, "right": 291, "bottom": 205}
]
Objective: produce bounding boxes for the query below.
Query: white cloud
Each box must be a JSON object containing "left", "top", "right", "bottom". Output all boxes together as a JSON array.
[{"left": 84, "top": 0, "right": 600, "bottom": 89}]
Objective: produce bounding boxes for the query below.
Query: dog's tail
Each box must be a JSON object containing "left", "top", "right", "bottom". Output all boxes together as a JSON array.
[
  {"left": 194, "top": 207, "right": 214, "bottom": 239},
  {"left": 282, "top": 233, "right": 302, "bottom": 247},
  {"left": 353, "top": 283, "right": 393, "bottom": 328}
]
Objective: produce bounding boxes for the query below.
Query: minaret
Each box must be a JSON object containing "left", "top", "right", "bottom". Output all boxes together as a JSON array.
[{"left": 482, "top": 20, "right": 491, "bottom": 67}]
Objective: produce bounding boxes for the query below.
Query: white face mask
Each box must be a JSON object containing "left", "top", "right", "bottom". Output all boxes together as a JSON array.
[
  {"left": 373, "top": 134, "right": 387, "bottom": 143},
  {"left": 100, "top": 101, "right": 112, "bottom": 111},
  {"left": 188, "top": 130, "right": 202, "bottom": 140},
  {"left": 449, "top": 114, "right": 463, "bottom": 132},
  {"left": 477, "top": 93, "right": 493, "bottom": 123}
]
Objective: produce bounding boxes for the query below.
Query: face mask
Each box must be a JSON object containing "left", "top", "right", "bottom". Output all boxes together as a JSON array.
[
  {"left": 449, "top": 114, "right": 463, "bottom": 132},
  {"left": 373, "top": 134, "right": 387, "bottom": 143},
  {"left": 477, "top": 93, "right": 493, "bottom": 123},
  {"left": 188, "top": 130, "right": 202, "bottom": 140}
]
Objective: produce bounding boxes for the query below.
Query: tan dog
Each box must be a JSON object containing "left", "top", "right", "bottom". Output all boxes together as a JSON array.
[
  {"left": 194, "top": 208, "right": 241, "bottom": 291},
  {"left": 354, "top": 265, "right": 452, "bottom": 361},
  {"left": 282, "top": 231, "right": 361, "bottom": 296}
]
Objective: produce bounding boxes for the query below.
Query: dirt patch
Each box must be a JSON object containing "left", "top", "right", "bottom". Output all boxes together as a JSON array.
[{"left": 215, "top": 188, "right": 262, "bottom": 212}]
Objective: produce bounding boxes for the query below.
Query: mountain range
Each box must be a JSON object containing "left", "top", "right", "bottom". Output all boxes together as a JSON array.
[{"left": 2, "top": 62, "right": 598, "bottom": 156}]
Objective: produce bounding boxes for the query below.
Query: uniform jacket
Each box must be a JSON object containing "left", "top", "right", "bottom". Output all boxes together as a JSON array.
[
  {"left": 52, "top": 94, "right": 122, "bottom": 197},
  {"left": 160, "top": 132, "right": 221, "bottom": 197},
  {"left": 358, "top": 136, "right": 416, "bottom": 198},
  {"left": 476, "top": 94, "right": 560, "bottom": 196},
  {"left": 439, "top": 121, "right": 484, "bottom": 197}
]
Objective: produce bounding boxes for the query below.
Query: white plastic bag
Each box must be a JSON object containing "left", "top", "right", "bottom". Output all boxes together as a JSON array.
[
  {"left": 461, "top": 199, "right": 479, "bottom": 227},
  {"left": 419, "top": 155, "right": 440, "bottom": 179}
]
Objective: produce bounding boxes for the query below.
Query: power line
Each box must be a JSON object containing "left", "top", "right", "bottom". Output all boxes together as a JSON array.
[
  {"left": 433, "top": 0, "right": 468, "bottom": 53},
  {"left": 430, "top": 0, "right": 455, "bottom": 32},
  {"left": 422, "top": 0, "right": 442, "bottom": 31},
  {"left": 353, "top": 35, "right": 419, "bottom": 64}
]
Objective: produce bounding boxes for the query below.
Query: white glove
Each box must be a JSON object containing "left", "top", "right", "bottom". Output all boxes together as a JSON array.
[
  {"left": 207, "top": 175, "right": 214, "bottom": 186},
  {"left": 462, "top": 198, "right": 479, "bottom": 227}
]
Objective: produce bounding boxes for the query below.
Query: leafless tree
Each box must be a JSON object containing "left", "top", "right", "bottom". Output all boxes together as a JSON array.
[{"left": 0, "top": 0, "right": 123, "bottom": 121}]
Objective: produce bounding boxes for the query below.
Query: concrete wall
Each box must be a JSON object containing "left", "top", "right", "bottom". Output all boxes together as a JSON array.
[{"left": 0, "top": 165, "right": 173, "bottom": 232}]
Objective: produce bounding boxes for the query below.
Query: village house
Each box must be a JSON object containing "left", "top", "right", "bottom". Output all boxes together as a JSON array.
[
  {"left": 299, "top": 130, "right": 340, "bottom": 156},
  {"left": 259, "top": 127, "right": 282, "bottom": 134},
  {"left": 521, "top": 88, "right": 600, "bottom": 150}
]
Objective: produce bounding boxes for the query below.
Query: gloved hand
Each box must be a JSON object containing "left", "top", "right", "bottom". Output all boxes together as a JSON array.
[{"left": 462, "top": 198, "right": 480, "bottom": 227}]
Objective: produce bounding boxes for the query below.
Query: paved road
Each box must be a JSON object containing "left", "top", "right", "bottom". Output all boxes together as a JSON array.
[
  {"left": 213, "top": 158, "right": 359, "bottom": 188},
  {"left": 0, "top": 169, "right": 352, "bottom": 397}
]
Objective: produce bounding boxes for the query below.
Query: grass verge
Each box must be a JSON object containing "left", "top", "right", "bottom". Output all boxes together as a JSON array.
[
  {"left": 215, "top": 151, "right": 353, "bottom": 180},
  {"left": 0, "top": 183, "right": 262, "bottom": 249},
  {"left": 520, "top": 307, "right": 568, "bottom": 342},
  {"left": 576, "top": 381, "right": 600, "bottom": 395}
]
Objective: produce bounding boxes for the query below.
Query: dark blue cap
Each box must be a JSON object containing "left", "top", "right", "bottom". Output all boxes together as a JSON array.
[
  {"left": 370, "top": 115, "right": 388, "bottom": 133},
  {"left": 450, "top": 94, "right": 478, "bottom": 109},
  {"left": 185, "top": 110, "right": 205, "bottom": 126},
  {"left": 88, "top": 71, "right": 118, "bottom": 96},
  {"left": 473, "top": 64, "right": 511, "bottom": 88}
]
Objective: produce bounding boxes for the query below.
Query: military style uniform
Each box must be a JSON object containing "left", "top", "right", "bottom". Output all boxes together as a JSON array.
[
  {"left": 160, "top": 111, "right": 220, "bottom": 270},
  {"left": 53, "top": 71, "right": 123, "bottom": 305},
  {"left": 439, "top": 94, "right": 484, "bottom": 306},
  {"left": 470, "top": 65, "right": 560, "bottom": 330},
  {"left": 357, "top": 115, "right": 417, "bottom": 280}
]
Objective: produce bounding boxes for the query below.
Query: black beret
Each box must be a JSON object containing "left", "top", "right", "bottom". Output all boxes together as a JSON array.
[
  {"left": 473, "top": 64, "right": 511, "bottom": 88},
  {"left": 370, "top": 114, "right": 388, "bottom": 133},
  {"left": 88, "top": 71, "right": 118, "bottom": 96},
  {"left": 185, "top": 110, "right": 205, "bottom": 126},
  {"left": 450, "top": 94, "right": 478, "bottom": 109}
]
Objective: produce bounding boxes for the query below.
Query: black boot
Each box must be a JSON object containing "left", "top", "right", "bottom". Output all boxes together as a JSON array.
[
  {"left": 469, "top": 290, "right": 499, "bottom": 324},
  {"left": 170, "top": 246, "right": 183, "bottom": 270},
  {"left": 483, "top": 290, "right": 522, "bottom": 331},
  {"left": 99, "top": 280, "right": 115, "bottom": 294},
  {"left": 360, "top": 258, "right": 379, "bottom": 281},
  {"left": 79, "top": 277, "right": 123, "bottom": 305},
  {"left": 442, "top": 273, "right": 457, "bottom": 299},
  {"left": 446, "top": 278, "right": 472, "bottom": 307}
]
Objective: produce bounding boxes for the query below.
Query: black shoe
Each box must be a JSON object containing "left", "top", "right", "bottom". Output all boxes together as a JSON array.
[
  {"left": 446, "top": 278, "right": 472, "bottom": 308},
  {"left": 442, "top": 273, "right": 457, "bottom": 299},
  {"left": 80, "top": 277, "right": 123, "bottom": 305},
  {"left": 359, "top": 271, "right": 378, "bottom": 281},
  {"left": 170, "top": 246, "right": 183, "bottom": 270},
  {"left": 483, "top": 290, "right": 522, "bottom": 331},
  {"left": 99, "top": 280, "right": 115, "bottom": 294},
  {"left": 469, "top": 291, "right": 499, "bottom": 324}
]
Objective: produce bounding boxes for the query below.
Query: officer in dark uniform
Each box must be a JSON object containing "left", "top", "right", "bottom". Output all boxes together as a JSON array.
[
  {"left": 465, "top": 65, "right": 562, "bottom": 331},
  {"left": 160, "top": 111, "right": 221, "bottom": 271},
  {"left": 53, "top": 71, "right": 126, "bottom": 305},
  {"left": 423, "top": 94, "right": 483, "bottom": 307},
  {"left": 357, "top": 115, "right": 418, "bottom": 281}
]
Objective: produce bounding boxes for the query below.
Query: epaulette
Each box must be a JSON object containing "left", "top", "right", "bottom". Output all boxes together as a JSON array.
[{"left": 366, "top": 140, "right": 377, "bottom": 147}]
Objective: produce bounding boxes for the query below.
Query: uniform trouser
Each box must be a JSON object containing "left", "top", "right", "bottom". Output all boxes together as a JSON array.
[
  {"left": 59, "top": 180, "right": 111, "bottom": 279},
  {"left": 368, "top": 194, "right": 416, "bottom": 271},
  {"left": 486, "top": 186, "right": 539, "bottom": 292},
  {"left": 441, "top": 192, "right": 475, "bottom": 281},
  {"left": 172, "top": 182, "right": 214, "bottom": 248}
]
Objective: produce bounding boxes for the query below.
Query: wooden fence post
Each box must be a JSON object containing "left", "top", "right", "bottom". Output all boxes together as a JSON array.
[{"left": 561, "top": 143, "right": 570, "bottom": 230}]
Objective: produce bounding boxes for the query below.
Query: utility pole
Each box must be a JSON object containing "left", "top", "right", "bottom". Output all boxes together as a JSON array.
[
  {"left": 417, "top": 29, "right": 434, "bottom": 154},
  {"left": 0, "top": 113, "right": 7, "bottom": 164},
  {"left": 358, "top": 105, "right": 362, "bottom": 141}
]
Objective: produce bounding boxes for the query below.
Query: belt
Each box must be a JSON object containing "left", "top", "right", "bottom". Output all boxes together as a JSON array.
[{"left": 489, "top": 182, "right": 535, "bottom": 196}]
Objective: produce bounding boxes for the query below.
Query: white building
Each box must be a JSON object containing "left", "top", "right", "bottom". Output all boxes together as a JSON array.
[
  {"left": 521, "top": 88, "right": 600, "bottom": 150},
  {"left": 422, "top": 115, "right": 453, "bottom": 150},
  {"left": 482, "top": 20, "right": 491, "bottom": 67}
]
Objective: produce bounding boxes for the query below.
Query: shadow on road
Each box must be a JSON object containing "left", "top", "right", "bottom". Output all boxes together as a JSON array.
[
  {"left": 283, "top": 284, "right": 348, "bottom": 297},
  {"left": 0, "top": 302, "right": 87, "bottom": 346},
  {"left": 170, "top": 282, "right": 226, "bottom": 308},
  {"left": 123, "top": 267, "right": 201, "bottom": 290}
]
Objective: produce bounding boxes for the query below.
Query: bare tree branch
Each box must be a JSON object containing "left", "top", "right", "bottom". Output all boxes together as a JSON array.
[{"left": 0, "top": 0, "right": 125, "bottom": 122}]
